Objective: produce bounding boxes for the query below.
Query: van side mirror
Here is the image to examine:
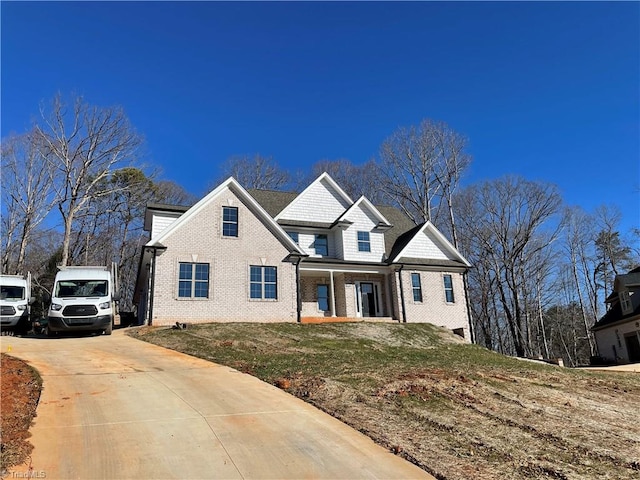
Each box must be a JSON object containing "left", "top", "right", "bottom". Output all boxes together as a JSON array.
[
  {"left": 28, "top": 296, "right": 35, "bottom": 305},
  {"left": 43, "top": 294, "right": 51, "bottom": 303},
  {"left": 112, "top": 292, "right": 121, "bottom": 302}
]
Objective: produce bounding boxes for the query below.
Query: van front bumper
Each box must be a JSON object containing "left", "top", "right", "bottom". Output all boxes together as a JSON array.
[{"left": 48, "top": 315, "right": 112, "bottom": 332}]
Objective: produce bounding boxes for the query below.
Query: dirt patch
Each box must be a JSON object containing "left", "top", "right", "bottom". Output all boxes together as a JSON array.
[{"left": 0, "top": 354, "right": 42, "bottom": 473}]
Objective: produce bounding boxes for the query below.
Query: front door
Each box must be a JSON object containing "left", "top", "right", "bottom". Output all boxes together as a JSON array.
[
  {"left": 625, "top": 333, "right": 640, "bottom": 363},
  {"left": 360, "top": 282, "right": 376, "bottom": 317}
]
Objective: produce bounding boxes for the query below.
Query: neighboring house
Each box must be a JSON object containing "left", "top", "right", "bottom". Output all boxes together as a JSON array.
[
  {"left": 133, "top": 173, "right": 472, "bottom": 340},
  {"left": 592, "top": 266, "right": 640, "bottom": 364}
]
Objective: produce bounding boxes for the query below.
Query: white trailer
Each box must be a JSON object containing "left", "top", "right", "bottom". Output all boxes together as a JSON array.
[
  {"left": 47, "top": 266, "right": 120, "bottom": 336},
  {"left": 0, "top": 273, "right": 34, "bottom": 335}
]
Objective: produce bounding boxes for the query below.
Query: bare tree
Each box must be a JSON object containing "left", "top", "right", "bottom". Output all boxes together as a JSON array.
[
  {"left": 561, "top": 207, "right": 597, "bottom": 355},
  {"left": 378, "top": 119, "right": 471, "bottom": 237},
  {"left": 152, "top": 180, "right": 197, "bottom": 206},
  {"left": 457, "top": 176, "right": 562, "bottom": 357},
  {"left": 218, "top": 154, "right": 290, "bottom": 190},
  {"left": 0, "top": 130, "right": 56, "bottom": 273},
  {"left": 34, "top": 94, "right": 143, "bottom": 266},
  {"left": 305, "top": 158, "right": 385, "bottom": 203}
]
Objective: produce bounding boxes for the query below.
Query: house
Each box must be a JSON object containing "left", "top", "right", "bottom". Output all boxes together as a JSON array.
[
  {"left": 592, "top": 267, "right": 640, "bottom": 364},
  {"left": 133, "top": 173, "right": 472, "bottom": 340}
]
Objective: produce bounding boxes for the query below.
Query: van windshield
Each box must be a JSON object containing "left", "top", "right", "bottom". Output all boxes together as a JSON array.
[
  {"left": 55, "top": 280, "right": 108, "bottom": 297},
  {"left": 0, "top": 286, "right": 25, "bottom": 301}
]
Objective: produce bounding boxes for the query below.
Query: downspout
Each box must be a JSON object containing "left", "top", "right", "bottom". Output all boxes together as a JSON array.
[
  {"left": 147, "top": 248, "right": 158, "bottom": 326},
  {"left": 295, "top": 256, "right": 302, "bottom": 323},
  {"left": 463, "top": 270, "right": 475, "bottom": 343},
  {"left": 398, "top": 265, "right": 407, "bottom": 323}
]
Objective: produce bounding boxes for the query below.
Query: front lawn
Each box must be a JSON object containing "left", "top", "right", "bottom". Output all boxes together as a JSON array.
[{"left": 129, "top": 322, "right": 640, "bottom": 480}]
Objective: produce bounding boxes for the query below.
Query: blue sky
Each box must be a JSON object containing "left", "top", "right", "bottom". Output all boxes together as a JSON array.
[{"left": 2, "top": 1, "right": 639, "bottom": 234}]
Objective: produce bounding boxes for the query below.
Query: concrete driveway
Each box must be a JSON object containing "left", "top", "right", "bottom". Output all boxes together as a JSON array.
[{"left": 1, "top": 329, "right": 432, "bottom": 480}]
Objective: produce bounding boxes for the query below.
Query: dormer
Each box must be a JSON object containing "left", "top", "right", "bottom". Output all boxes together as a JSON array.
[{"left": 334, "top": 196, "right": 393, "bottom": 262}]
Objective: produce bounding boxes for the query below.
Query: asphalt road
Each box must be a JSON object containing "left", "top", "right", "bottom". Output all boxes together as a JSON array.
[{"left": 1, "top": 329, "right": 432, "bottom": 480}]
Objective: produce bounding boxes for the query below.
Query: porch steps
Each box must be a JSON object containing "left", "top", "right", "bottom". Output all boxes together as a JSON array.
[{"left": 301, "top": 316, "right": 397, "bottom": 324}]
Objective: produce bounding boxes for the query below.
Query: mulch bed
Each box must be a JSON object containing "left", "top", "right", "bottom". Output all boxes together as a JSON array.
[{"left": 0, "top": 354, "right": 42, "bottom": 472}]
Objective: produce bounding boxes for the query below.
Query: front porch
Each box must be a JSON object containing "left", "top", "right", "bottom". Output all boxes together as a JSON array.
[
  {"left": 299, "top": 264, "right": 397, "bottom": 321},
  {"left": 301, "top": 316, "right": 397, "bottom": 324}
]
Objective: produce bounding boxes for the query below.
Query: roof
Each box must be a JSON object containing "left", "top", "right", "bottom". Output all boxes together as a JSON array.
[
  {"left": 393, "top": 258, "right": 470, "bottom": 269},
  {"left": 146, "top": 177, "right": 304, "bottom": 256},
  {"left": 593, "top": 266, "right": 640, "bottom": 330},
  {"left": 247, "top": 189, "right": 297, "bottom": 218},
  {"left": 592, "top": 301, "right": 640, "bottom": 331},
  {"left": 144, "top": 203, "right": 190, "bottom": 232},
  {"left": 387, "top": 221, "right": 471, "bottom": 268},
  {"left": 141, "top": 176, "right": 469, "bottom": 271},
  {"left": 247, "top": 186, "right": 422, "bottom": 258}
]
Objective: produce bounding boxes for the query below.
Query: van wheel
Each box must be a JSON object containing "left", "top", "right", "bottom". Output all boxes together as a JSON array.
[
  {"left": 45, "top": 326, "right": 56, "bottom": 338},
  {"left": 104, "top": 323, "right": 112, "bottom": 335}
]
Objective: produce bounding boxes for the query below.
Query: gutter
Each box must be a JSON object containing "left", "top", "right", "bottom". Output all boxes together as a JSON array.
[
  {"left": 295, "top": 256, "right": 302, "bottom": 323},
  {"left": 397, "top": 265, "right": 407, "bottom": 323},
  {"left": 463, "top": 270, "right": 475, "bottom": 343},
  {"left": 145, "top": 245, "right": 166, "bottom": 326}
]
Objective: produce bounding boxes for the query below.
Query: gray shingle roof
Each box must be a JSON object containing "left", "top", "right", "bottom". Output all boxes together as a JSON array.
[{"left": 247, "top": 189, "right": 298, "bottom": 217}]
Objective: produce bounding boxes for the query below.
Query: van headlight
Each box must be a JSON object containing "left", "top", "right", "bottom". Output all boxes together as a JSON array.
[
  {"left": 50, "top": 303, "right": 62, "bottom": 311},
  {"left": 98, "top": 302, "right": 110, "bottom": 310},
  {"left": 17, "top": 305, "right": 27, "bottom": 311}
]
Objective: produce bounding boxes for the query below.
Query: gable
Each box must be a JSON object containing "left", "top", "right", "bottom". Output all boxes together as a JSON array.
[
  {"left": 147, "top": 178, "right": 304, "bottom": 255},
  {"left": 276, "top": 173, "right": 352, "bottom": 224},
  {"left": 338, "top": 196, "right": 392, "bottom": 228},
  {"left": 390, "top": 222, "right": 471, "bottom": 268},
  {"left": 402, "top": 229, "right": 453, "bottom": 260}
]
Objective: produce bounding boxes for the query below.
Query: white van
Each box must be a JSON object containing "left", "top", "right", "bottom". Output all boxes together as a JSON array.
[
  {"left": 47, "top": 266, "right": 119, "bottom": 336},
  {"left": 0, "top": 273, "right": 34, "bottom": 335}
]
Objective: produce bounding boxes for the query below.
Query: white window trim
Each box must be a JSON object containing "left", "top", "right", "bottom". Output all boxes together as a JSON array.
[
  {"left": 317, "top": 283, "right": 330, "bottom": 312},
  {"left": 443, "top": 273, "right": 455, "bottom": 304},
  {"left": 354, "top": 281, "right": 382, "bottom": 317},
  {"left": 222, "top": 206, "right": 239, "bottom": 238},
  {"left": 177, "top": 261, "right": 210, "bottom": 300},
  {"left": 620, "top": 291, "right": 633, "bottom": 315},
  {"left": 357, "top": 231, "right": 371, "bottom": 252},
  {"left": 411, "top": 272, "right": 423, "bottom": 304},
  {"left": 249, "top": 265, "right": 278, "bottom": 301}
]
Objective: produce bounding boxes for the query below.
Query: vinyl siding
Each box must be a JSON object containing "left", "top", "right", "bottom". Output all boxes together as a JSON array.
[
  {"left": 151, "top": 212, "right": 182, "bottom": 240},
  {"left": 341, "top": 205, "right": 386, "bottom": 262},
  {"left": 400, "top": 229, "right": 456, "bottom": 261},
  {"left": 277, "top": 177, "right": 351, "bottom": 223}
]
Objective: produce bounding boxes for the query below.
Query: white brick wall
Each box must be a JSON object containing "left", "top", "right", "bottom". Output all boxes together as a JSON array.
[
  {"left": 401, "top": 270, "right": 470, "bottom": 340},
  {"left": 151, "top": 187, "right": 297, "bottom": 326}
]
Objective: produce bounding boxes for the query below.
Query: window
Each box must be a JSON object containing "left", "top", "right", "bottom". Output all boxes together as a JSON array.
[
  {"left": 250, "top": 266, "right": 277, "bottom": 300},
  {"left": 317, "top": 284, "right": 329, "bottom": 311},
  {"left": 443, "top": 274, "right": 455, "bottom": 303},
  {"left": 178, "top": 263, "right": 209, "bottom": 298},
  {"left": 315, "top": 234, "right": 328, "bottom": 256},
  {"left": 357, "top": 231, "right": 371, "bottom": 252},
  {"left": 620, "top": 291, "right": 633, "bottom": 315},
  {"left": 222, "top": 207, "right": 238, "bottom": 237},
  {"left": 287, "top": 231, "right": 299, "bottom": 244},
  {"left": 411, "top": 273, "right": 422, "bottom": 302}
]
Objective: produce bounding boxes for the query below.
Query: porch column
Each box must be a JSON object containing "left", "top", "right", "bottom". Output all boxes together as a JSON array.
[
  {"left": 330, "top": 271, "right": 337, "bottom": 317},
  {"left": 384, "top": 273, "right": 392, "bottom": 318}
]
